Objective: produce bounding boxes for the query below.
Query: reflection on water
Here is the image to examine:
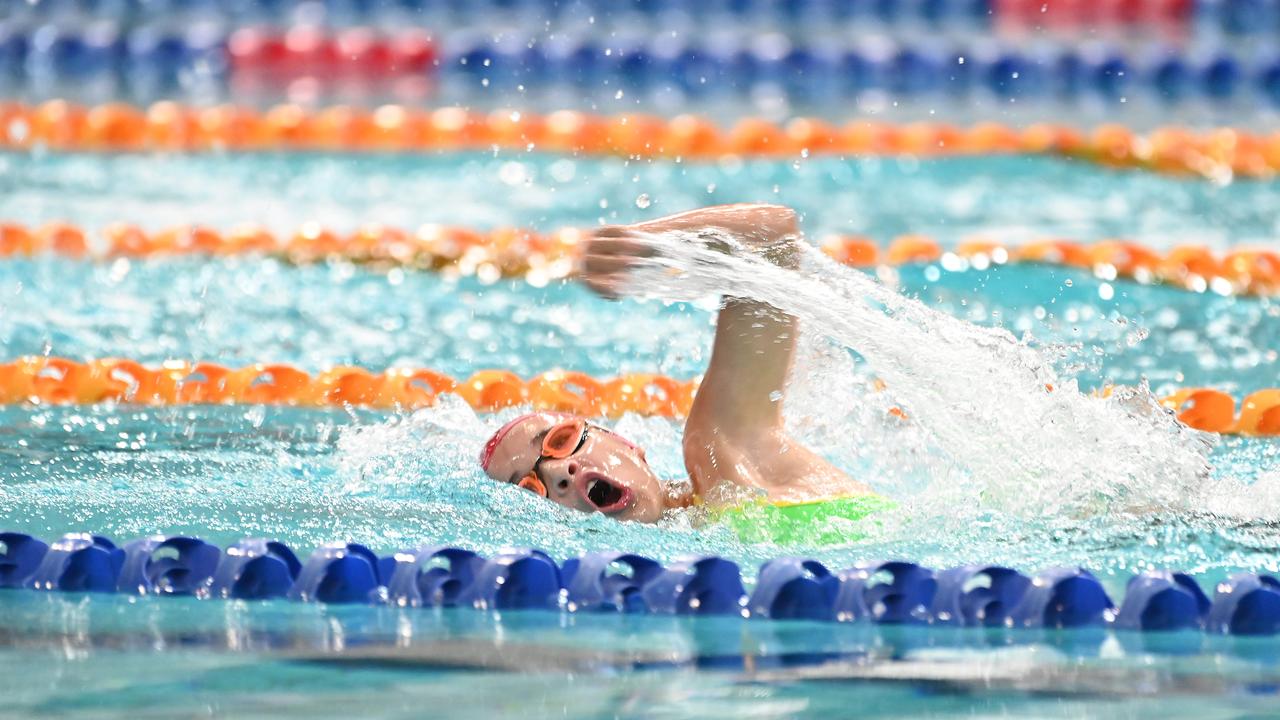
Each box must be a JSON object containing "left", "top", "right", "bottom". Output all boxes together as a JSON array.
[{"left": 0, "top": 592, "right": 1277, "bottom": 719}]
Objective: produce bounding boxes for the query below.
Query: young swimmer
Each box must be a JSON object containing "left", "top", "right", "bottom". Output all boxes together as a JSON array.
[{"left": 479, "top": 204, "right": 889, "bottom": 544}]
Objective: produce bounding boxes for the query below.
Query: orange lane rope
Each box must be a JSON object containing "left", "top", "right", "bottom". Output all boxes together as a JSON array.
[
  {"left": 1, "top": 101, "right": 1277, "bottom": 180},
  {"left": 820, "top": 235, "right": 1280, "bottom": 297},
  {"left": 3, "top": 220, "right": 1278, "bottom": 297},
  {"left": 0, "top": 220, "right": 584, "bottom": 282},
  {"left": 0, "top": 357, "right": 1277, "bottom": 436},
  {"left": 0, "top": 358, "right": 695, "bottom": 419}
]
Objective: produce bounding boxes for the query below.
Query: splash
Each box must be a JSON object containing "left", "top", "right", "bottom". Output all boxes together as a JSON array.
[{"left": 623, "top": 228, "right": 1215, "bottom": 524}]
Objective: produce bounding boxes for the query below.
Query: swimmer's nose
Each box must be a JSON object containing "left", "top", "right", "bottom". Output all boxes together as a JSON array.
[{"left": 543, "top": 464, "right": 575, "bottom": 498}]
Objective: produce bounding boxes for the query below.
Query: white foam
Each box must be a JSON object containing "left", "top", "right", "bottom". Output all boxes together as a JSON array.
[{"left": 623, "top": 229, "right": 1216, "bottom": 525}]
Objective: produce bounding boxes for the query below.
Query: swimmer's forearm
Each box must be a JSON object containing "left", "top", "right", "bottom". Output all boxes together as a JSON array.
[
  {"left": 628, "top": 204, "right": 800, "bottom": 264},
  {"left": 665, "top": 204, "right": 864, "bottom": 498},
  {"left": 687, "top": 204, "right": 803, "bottom": 433},
  {"left": 692, "top": 298, "right": 796, "bottom": 431}
]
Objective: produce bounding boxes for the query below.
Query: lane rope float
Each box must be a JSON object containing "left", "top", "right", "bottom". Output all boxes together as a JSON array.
[
  {"left": 820, "top": 234, "right": 1280, "bottom": 297},
  {"left": 0, "top": 358, "right": 697, "bottom": 419},
  {"left": 3, "top": 220, "right": 1279, "bottom": 298},
  {"left": 0, "top": 220, "right": 584, "bottom": 284},
  {"left": 0, "top": 356, "right": 1277, "bottom": 436},
  {"left": 2, "top": 101, "right": 1277, "bottom": 180},
  {"left": 2, "top": 531, "right": 1279, "bottom": 636}
]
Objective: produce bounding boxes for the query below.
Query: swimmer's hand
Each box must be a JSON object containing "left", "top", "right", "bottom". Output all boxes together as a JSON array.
[
  {"left": 578, "top": 204, "right": 801, "bottom": 300},
  {"left": 577, "top": 226, "right": 656, "bottom": 300}
]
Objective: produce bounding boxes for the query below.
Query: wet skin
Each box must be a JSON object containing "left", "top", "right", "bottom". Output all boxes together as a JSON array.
[
  {"left": 481, "top": 204, "right": 871, "bottom": 522},
  {"left": 481, "top": 412, "right": 671, "bottom": 522}
]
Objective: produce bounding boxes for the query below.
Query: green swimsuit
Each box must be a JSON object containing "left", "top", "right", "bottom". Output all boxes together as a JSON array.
[{"left": 718, "top": 495, "right": 895, "bottom": 546}]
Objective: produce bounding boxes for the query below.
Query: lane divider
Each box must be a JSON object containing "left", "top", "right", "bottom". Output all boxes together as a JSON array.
[
  {"left": 1, "top": 532, "right": 1278, "bottom": 635},
  {"left": 2, "top": 101, "right": 1277, "bottom": 180},
  {"left": 0, "top": 358, "right": 697, "bottom": 418},
  {"left": 0, "top": 220, "right": 583, "bottom": 281},
  {"left": 1, "top": 356, "right": 1277, "bottom": 436},
  {"left": 3, "top": 219, "right": 1279, "bottom": 298},
  {"left": 821, "top": 235, "right": 1280, "bottom": 297}
]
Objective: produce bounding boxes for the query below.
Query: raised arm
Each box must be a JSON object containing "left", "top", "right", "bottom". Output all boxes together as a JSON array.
[{"left": 579, "top": 204, "right": 870, "bottom": 504}]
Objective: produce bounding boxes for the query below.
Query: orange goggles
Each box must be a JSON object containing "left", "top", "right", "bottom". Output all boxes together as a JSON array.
[{"left": 516, "top": 418, "right": 588, "bottom": 498}]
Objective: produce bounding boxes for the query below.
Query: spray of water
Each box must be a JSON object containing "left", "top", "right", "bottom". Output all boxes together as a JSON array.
[{"left": 623, "top": 228, "right": 1215, "bottom": 525}]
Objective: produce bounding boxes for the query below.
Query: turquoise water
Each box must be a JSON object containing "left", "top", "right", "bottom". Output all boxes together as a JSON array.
[
  {"left": 2, "top": 151, "right": 1280, "bottom": 717},
  {"left": 4, "top": 590, "right": 1280, "bottom": 718},
  {"left": 4, "top": 152, "right": 1280, "bottom": 246},
  {"left": 3, "top": 590, "right": 1280, "bottom": 718}
]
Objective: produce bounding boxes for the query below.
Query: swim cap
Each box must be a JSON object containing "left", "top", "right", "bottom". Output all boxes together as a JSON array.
[{"left": 478, "top": 412, "right": 571, "bottom": 471}]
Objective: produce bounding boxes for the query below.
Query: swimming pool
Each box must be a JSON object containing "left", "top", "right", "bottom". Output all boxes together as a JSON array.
[{"left": 2, "top": 145, "right": 1280, "bottom": 716}]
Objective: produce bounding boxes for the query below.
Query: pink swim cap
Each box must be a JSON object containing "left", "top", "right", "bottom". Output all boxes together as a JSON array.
[
  {"left": 477, "top": 411, "right": 645, "bottom": 471},
  {"left": 478, "top": 412, "right": 569, "bottom": 471}
]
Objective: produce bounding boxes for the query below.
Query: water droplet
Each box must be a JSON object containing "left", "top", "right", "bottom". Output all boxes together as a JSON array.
[
  {"left": 635, "top": 194, "right": 651, "bottom": 209},
  {"left": 8, "top": 118, "right": 29, "bottom": 143},
  {"left": 1063, "top": 279, "right": 1073, "bottom": 287}
]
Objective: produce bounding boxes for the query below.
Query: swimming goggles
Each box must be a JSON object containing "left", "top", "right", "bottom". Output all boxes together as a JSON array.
[{"left": 516, "top": 417, "right": 588, "bottom": 497}]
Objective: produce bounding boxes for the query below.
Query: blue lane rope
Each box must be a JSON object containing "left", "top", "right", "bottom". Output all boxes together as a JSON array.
[
  {"left": 4, "top": 20, "right": 1280, "bottom": 108},
  {"left": 1, "top": 0, "right": 996, "bottom": 31},
  {"left": 6, "top": 0, "right": 1280, "bottom": 40},
  {"left": 442, "top": 36, "right": 1280, "bottom": 106},
  {"left": 3, "top": 531, "right": 1280, "bottom": 636}
]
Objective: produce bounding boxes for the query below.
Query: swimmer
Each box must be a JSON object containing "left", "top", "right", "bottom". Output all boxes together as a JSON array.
[{"left": 480, "top": 204, "right": 886, "bottom": 544}]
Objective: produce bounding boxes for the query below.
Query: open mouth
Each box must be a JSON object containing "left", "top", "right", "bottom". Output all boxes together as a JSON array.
[{"left": 579, "top": 473, "right": 631, "bottom": 515}]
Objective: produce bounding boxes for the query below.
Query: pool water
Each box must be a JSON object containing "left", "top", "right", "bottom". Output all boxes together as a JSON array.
[
  {"left": 2, "top": 150, "right": 1280, "bottom": 717},
  {"left": 4, "top": 591, "right": 1280, "bottom": 717}
]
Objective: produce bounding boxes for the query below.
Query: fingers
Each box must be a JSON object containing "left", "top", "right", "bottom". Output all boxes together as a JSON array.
[
  {"left": 576, "top": 227, "right": 657, "bottom": 301},
  {"left": 585, "top": 233, "right": 656, "bottom": 259},
  {"left": 577, "top": 253, "right": 638, "bottom": 300},
  {"left": 579, "top": 272, "right": 631, "bottom": 301},
  {"left": 592, "top": 225, "right": 631, "bottom": 238},
  {"left": 579, "top": 253, "right": 638, "bottom": 276}
]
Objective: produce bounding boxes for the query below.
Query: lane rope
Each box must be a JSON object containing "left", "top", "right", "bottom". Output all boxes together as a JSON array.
[
  {"left": 820, "top": 235, "right": 1280, "bottom": 297},
  {"left": 1, "top": 356, "right": 1276, "bottom": 436},
  {"left": 2, "top": 101, "right": 1277, "bottom": 180},
  {"left": 3, "top": 220, "right": 1279, "bottom": 297},
  {"left": 0, "top": 358, "right": 697, "bottom": 419},
  {"left": 1, "top": 531, "right": 1277, "bottom": 635}
]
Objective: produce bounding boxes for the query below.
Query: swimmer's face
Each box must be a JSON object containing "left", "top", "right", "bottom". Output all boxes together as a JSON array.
[{"left": 479, "top": 413, "right": 665, "bottom": 523}]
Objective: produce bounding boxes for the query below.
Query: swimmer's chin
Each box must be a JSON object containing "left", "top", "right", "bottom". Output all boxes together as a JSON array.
[{"left": 613, "top": 485, "right": 694, "bottom": 524}]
